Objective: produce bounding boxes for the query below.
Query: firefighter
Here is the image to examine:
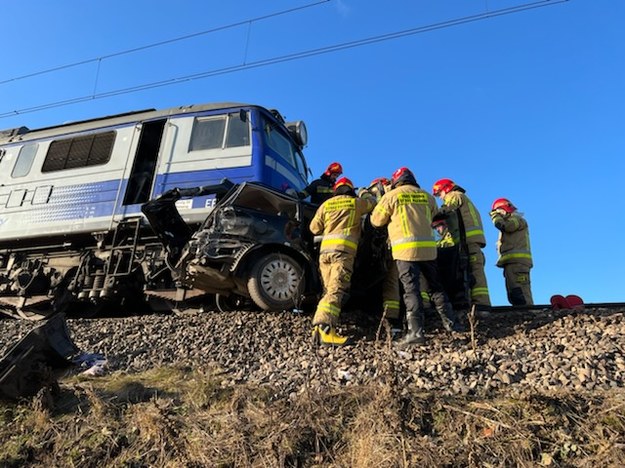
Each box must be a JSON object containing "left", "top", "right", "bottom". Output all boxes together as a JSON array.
[
  {"left": 371, "top": 167, "right": 460, "bottom": 347},
  {"left": 421, "top": 218, "right": 453, "bottom": 309},
  {"left": 367, "top": 177, "right": 401, "bottom": 329},
  {"left": 490, "top": 198, "right": 534, "bottom": 306},
  {"left": 298, "top": 162, "right": 343, "bottom": 205},
  {"left": 432, "top": 218, "right": 455, "bottom": 248},
  {"left": 309, "top": 176, "right": 375, "bottom": 346},
  {"left": 432, "top": 178, "right": 492, "bottom": 313}
]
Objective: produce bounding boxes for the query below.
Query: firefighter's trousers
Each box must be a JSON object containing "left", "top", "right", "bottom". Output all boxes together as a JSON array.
[
  {"left": 468, "top": 244, "right": 491, "bottom": 307},
  {"left": 503, "top": 263, "right": 533, "bottom": 306},
  {"left": 381, "top": 258, "right": 401, "bottom": 320},
  {"left": 313, "top": 251, "right": 356, "bottom": 326}
]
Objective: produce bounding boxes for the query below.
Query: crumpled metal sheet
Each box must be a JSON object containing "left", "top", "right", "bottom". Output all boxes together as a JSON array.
[{"left": 0, "top": 314, "right": 78, "bottom": 400}]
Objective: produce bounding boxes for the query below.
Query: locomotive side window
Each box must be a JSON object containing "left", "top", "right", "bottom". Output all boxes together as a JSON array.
[
  {"left": 189, "top": 117, "right": 226, "bottom": 151},
  {"left": 12, "top": 143, "right": 38, "bottom": 178},
  {"left": 42, "top": 131, "right": 114, "bottom": 172},
  {"left": 225, "top": 112, "right": 250, "bottom": 148},
  {"left": 189, "top": 113, "right": 250, "bottom": 152}
]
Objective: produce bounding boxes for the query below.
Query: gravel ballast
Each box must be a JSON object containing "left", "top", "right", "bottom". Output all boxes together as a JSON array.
[{"left": 1, "top": 307, "right": 624, "bottom": 397}]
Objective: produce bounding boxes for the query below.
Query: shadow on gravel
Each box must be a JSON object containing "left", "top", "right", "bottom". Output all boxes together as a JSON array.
[
  {"left": 475, "top": 307, "right": 625, "bottom": 342},
  {"left": 336, "top": 306, "right": 625, "bottom": 345}
]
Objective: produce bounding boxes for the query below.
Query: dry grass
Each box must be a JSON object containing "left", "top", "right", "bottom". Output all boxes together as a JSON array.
[{"left": 1, "top": 366, "right": 624, "bottom": 467}]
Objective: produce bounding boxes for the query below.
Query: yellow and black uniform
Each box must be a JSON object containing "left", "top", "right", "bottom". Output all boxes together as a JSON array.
[
  {"left": 442, "top": 189, "right": 491, "bottom": 309},
  {"left": 298, "top": 175, "right": 335, "bottom": 205},
  {"left": 367, "top": 178, "right": 401, "bottom": 324},
  {"left": 491, "top": 211, "right": 533, "bottom": 306},
  {"left": 309, "top": 193, "right": 375, "bottom": 341},
  {"left": 436, "top": 226, "right": 455, "bottom": 248},
  {"left": 371, "top": 179, "right": 460, "bottom": 345}
]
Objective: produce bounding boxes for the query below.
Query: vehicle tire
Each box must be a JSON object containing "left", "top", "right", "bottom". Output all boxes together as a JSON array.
[{"left": 247, "top": 253, "right": 304, "bottom": 311}]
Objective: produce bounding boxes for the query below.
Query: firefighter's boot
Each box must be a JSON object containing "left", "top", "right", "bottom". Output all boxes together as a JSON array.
[
  {"left": 397, "top": 312, "right": 425, "bottom": 347},
  {"left": 432, "top": 292, "right": 464, "bottom": 333},
  {"left": 312, "top": 323, "right": 352, "bottom": 347}
]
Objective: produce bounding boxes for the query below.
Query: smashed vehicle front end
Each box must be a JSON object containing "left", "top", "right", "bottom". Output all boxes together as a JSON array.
[
  {"left": 143, "top": 181, "right": 320, "bottom": 310},
  {"left": 180, "top": 183, "right": 317, "bottom": 295}
]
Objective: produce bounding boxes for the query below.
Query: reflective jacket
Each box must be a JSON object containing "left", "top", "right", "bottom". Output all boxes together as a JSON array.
[
  {"left": 442, "top": 190, "right": 486, "bottom": 247},
  {"left": 370, "top": 185, "right": 439, "bottom": 261},
  {"left": 437, "top": 229, "right": 455, "bottom": 248},
  {"left": 309, "top": 195, "right": 375, "bottom": 254},
  {"left": 299, "top": 177, "right": 334, "bottom": 205},
  {"left": 492, "top": 212, "right": 533, "bottom": 268}
]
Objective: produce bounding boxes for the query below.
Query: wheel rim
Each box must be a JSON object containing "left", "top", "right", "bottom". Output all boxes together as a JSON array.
[{"left": 259, "top": 258, "right": 300, "bottom": 301}]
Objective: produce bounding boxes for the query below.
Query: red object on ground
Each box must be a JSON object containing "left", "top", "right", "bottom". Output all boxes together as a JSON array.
[
  {"left": 565, "top": 294, "right": 585, "bottom": 310},
  {"left": 550, "top": 295, "right": 569, "bottom": 310},
  {"left": 550, "top": 294, "right": 585, "bottom": 310}
]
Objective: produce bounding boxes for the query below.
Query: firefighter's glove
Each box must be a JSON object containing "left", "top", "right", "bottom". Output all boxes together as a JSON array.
[
  {"left": 358, "top": 188, "right": 375, "bottom": 202},
  {"left": 490, "top": 211, "right": 506, "bottom": 231}
]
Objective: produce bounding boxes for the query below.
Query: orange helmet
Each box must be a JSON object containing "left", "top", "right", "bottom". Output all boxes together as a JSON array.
[
  {"left": 333, "top": 176, "right": 354, "bottom": 192},
  {"left": 391, "top": 167, "right": 417, "bottom": 188},
  {"left": 324, "top": 162, "right": 343, "bottom": 177},
  {"left": 432, "top": 178, "right": 455, "bottom": 197},
  {"left": 492, "top": 198, "right": 516, "bottom": 214}
]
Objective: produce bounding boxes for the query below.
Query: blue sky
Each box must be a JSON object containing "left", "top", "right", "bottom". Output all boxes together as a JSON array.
[{"left": 1, "top": 0, "right": 623, "bottom": 306}]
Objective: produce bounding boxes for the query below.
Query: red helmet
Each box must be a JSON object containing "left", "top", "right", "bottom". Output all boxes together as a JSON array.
[
  {"left": 333, "top": 176, "right": 354, "bottom": 192},
  {"left": 492, "top": 198, "right": 516, "bottom": 214},
  {"left": 324, "top": 162, "right": 343, "bottom": 177},
  {"left": 432, "top": 178, "right": 455, "bottom": 197},
  {"left": 431, "top": 218, "right": 447, "bottom": 229},
  {"left": 391, "top": 167, "right": 416, "bottom": 187},
  {"left": 369, "top": 177, "right": 390, "bottom": 188}
]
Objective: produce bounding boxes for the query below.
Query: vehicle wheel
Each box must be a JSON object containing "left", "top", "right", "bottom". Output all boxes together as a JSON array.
[{"left": 247, "top": 253, "right": 304, "bottom": 311}]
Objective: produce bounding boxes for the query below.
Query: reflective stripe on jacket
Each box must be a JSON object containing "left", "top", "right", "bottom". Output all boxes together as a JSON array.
[
  {"left": 300, "top": 178, "right": 334, "bottom": 205},
  {"left": 493, "top": 212, "right": 533, "bottom": 268},
  {"left": 437, "top": 229, "right": 455, "bottom": 248},
  {"left": 309, "top": 195, "right": 375, "bottom": 254},
  {"left": 370, "top": 185, "right": 439, "bottom": 261},
  {"left": 443, "top": 190, "right": 486, "bottom": 247}
]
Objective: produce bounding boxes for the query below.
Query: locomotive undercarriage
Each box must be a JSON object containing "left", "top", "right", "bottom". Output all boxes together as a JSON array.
[{"left": 0, "top": 220, "right": 177, "bottom": 320}]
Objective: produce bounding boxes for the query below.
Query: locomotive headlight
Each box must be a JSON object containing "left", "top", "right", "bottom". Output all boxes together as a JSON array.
[{"left": 286, "top": 120, "right": 308, "bottom": 147}]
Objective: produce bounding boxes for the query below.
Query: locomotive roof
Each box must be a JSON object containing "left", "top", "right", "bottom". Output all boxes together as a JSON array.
[{"left": 0, "top": 102, "right": 264, "bottom": 144}]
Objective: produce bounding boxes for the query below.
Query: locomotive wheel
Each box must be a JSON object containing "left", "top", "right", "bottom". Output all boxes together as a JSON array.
[{"left": 247, "top": 253, "right": 304, "bottom": 311}]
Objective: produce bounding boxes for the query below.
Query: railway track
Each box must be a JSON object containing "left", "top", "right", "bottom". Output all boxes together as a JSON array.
[
  {"left": 490, "top": 302, "right": 625, "bottom": 313},
  {"left": 2, "top": 300, "right": 625, "bottom": 322}
]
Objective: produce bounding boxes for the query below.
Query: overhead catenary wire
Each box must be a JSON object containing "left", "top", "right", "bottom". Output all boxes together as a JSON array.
[
  {"left": 0, "top": 0, "right": 569, "bottom": 120},
  {"left": 0, "top": 0, "right": 331, "bottom": 86}
]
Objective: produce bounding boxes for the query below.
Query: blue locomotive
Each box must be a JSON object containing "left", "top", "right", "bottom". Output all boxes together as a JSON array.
[{"left": 0, "top": 102, "right": 310, "bottom": 319}]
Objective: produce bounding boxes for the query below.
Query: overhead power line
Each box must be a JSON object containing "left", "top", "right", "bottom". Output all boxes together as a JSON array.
[
  {"left": 0, "top": 0, "right": 331, "bottom": 86},
  {"left": 0, "top": 0, "right": 569, "bottom": 120}
]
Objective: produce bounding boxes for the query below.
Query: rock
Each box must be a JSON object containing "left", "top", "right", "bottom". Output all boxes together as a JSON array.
[{"left": 1, "top": 306, "right": 624, "bottom": 397}]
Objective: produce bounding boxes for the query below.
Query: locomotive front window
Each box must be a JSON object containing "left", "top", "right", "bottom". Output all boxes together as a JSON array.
[
  {"left": 42, "top": 131, "right": 114, "bottom": 172},
  {"left": 12, "top": 143, "right": 38, "bottom": 178},
  {"left": 294, "top": 149, "right": 308, "bottom": 183},
  {"left": 265, "top": 123, "right": 296, "bottom": 167}
]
